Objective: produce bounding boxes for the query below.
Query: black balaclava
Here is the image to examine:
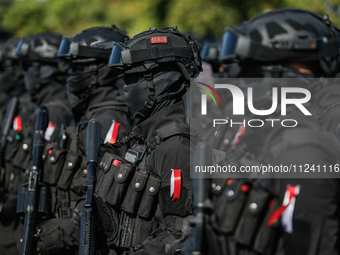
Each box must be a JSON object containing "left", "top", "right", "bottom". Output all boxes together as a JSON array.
[
  {"left": 67, "top": 64, "right": 118, "bottom": 97},
  {"left": 123, "top": 69, "right": 185, "bottom": 119},
  {"left": 0, "top": 65, "right": 26, "bottom": 96},
  {"left": 66, "top": 63, "right": 123, "bottom": 112},
  {"left": 23, "top": 64, "right": 61, "bottom": 93}
]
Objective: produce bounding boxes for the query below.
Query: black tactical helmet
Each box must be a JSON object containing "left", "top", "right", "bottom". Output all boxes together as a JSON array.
[
  {"left": 16, "top": 32, "right": 63, "bottom": 64},
  {"left": 219, "top": 8, "right": 340, "bottom": 76},
  {"left": 0, "top": 37, "right": 21, "bottom": 70},
  {"left": 108, "top": 26, "right": 202, "bottom": 80},
  {"left": 15, "top": 33, "right": 67, "bottom": 95},
  {"left": 108, "top": 26, "right": 202, "bottom": 119},
  {"left": 58, "top": 24, "right": 129, "bottom": 63},
  {"left": 0, "top": 37, "right": 26, "bottom": 95},
  {"left": 58, "top": 25, "right": 129, "bottom": 100}
]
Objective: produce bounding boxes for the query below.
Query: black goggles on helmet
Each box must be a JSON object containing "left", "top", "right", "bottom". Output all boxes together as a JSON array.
[
  {"left": 108, "top": 42, "right": 130, "bottom": 69},
  {"left": 15, "top": 37, "right": 30, "bottom": 58},
  {"left": 219, "top": 26, "right": 340, "bottom": 63},
  {"left": 201, "top": 44, "right": 219, "bottom": 63},
  {"left": 58, "top": 37, "right": 111, "bottom": 60},
  {"left": 108, "top": 42, "right": 200, "bottom": 78},
  {"left": 219, "top": 27, "right": 248, "bottom": 63}
]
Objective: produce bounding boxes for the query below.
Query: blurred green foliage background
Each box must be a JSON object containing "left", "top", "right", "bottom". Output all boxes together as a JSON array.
[{"left": 1, "top": 0, "right": 340, "bottom": 40}]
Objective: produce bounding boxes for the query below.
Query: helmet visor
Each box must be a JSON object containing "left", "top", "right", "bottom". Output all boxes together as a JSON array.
[
  {"left": 58, "top": 37, "right": 78, "bottom": 58},
  {"left": 220, "top": 29, "right": 239, "bottom": 61},
  {"left": 108, "top": 42, "right": 126, "bottom": 68},
  {"left": 200, "top": 44, "right": 210, "bottom": 60},
  {"left": 15, "top": 38, "right": 30, "bottom": 58}
]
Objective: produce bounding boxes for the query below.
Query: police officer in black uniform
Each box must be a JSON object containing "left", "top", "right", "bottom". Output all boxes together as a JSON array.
[
  {"left": 192, "top": 8, "right": 340, "bottom": 255},
  {"left": 32, "top": 25, "right": 133, "bottom": 254},
  {"left": 78, "top": 26, "right": 202, "bottom": 255},
  {"left": 0, "top": 36, "right": 27, "bottom": 255},
  {"left": 0, "top": 37, "right": 27, "bottom": 126}
]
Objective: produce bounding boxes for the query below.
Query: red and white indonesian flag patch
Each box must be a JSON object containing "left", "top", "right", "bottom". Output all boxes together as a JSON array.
[
  {"left": 13, "top": 116, "right": 22, "bottom": 131},
  {"left": 170, "top": 169, "right": 181, "bottom": 201},
  {"left": 104, "top": 120, "right": 120, "bottom": 144},
  {"left": 231, "top": 125, "right": 246, "bottom": 147},
  {"left": 268, "top": 185, "right": 300, "bottom": 233},
  {"left": 44, "top": 122, "right": 55, "bottom": 141}
]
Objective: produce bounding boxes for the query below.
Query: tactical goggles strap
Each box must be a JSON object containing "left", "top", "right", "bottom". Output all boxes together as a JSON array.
[
  {"left": 33, "top": 61, "right": 42, "bottom": 93},
  {"left": 80, "top": 64, "right": 100, "bottom": 99},
  {"left": 144, "top": 72, "right": 155, "bottom": 97},
  {"left": 89, "top": 64, "right": 98, "bottom": 89},
  {"left": 134, "top": 78, "right": 188, "bottom": 120}
]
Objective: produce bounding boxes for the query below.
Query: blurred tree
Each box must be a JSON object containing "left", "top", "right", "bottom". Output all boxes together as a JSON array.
[{"left": 0, "top": 0, "right": 339, "bottom": 40}]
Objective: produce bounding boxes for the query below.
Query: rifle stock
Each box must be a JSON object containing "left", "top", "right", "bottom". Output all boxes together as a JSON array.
[
  {"left": 20, "top": 105, "right": 48, "bottom": 255},
  {"left": 79, "top": 119, "right": 101, "bottom": 255}
]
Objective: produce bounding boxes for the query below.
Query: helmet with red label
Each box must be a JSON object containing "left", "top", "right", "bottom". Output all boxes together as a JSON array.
[
  {"left": 109, "top": 26, "right": 202, "bottom": 80},
  {"left": 108, "top": 26, "right": 202, "bottom": 119}
]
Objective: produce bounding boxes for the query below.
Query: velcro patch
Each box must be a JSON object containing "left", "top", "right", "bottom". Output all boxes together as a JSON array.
[{"left": 151, "top": 36, "right": 167, "bottom": 44}]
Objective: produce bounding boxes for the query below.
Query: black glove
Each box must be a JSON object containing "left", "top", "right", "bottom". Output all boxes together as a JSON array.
[{"left": 72, "top": 197, "right": 85, "bottom": 230}]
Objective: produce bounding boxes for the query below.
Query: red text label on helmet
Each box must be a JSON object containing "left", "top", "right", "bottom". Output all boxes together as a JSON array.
[{"left": 150, "top": 36, "right": 168, "bottom": 44}]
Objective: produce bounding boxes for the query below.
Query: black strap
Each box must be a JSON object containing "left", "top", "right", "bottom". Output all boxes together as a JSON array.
[
  {"left": 245, "top": 39, "right": 340, "bottom": 62},
  {"left": 134, "top": 79, "right": 188, "bottom": 119},
  {"left": 57, "top": 189, "right": 72, "bottom": 218},
  {"left": 77, "top": 45, "right": 112, "bottom": 59},
  {"left": 130, "top": 47, "right": 193, "bottom": 63}
]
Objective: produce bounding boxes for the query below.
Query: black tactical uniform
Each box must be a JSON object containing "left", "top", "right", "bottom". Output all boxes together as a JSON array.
[
  {"left": 191, "top": 8, "right": 340, "bottom": 255},
  {"left": 0, "top": 37, "right": 27, "bottom": 125},
  {"left": 33, "top": 25, "right": 133, "bottom": 254},
  {"left": 3, "top": 33, "right": 73, "bottom": 254},
  {"left": 0, "top": 37, "right": 27, "bottom": 255},
  {"left": 89, "top": 26, "right": 202, "bottom": 255}
]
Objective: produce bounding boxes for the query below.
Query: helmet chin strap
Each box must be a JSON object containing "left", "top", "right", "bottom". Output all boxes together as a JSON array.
[
  {"left": 32, "top": 61, "right": 42, "bottom": 94},
  {"left": 134, "top": 71, "right": 188, "bottom": 119},
  {"left": 80, "top": 64, "right": 99, "bottom": 99}
]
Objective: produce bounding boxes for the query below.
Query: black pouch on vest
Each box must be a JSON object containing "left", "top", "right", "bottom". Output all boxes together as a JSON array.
[
  {"left": 13, "top": 136, "right": 33, "bottom": 171},
  {"left": 16, "top": 185, "right": 27, "bottom": 218},
  {"left": 4, "top": 130, "right": 23, "bottom": 161},
  {"left": 42, "top": 142, "right": 67, "bottom": 185},
  {"left": 121, "top": 170, "right": 149, "bottom": 214},
  {"left": 70, "top": 155, "right": 87, "bottom": 195},
  {"left": 94, "top": 192, "right": 121, "bottom": 248},
  {"left": 137, "top": 174, "right": 161, "bottom": 218},
  {"left": 211, "top": 179, "right": 251, "bottom": 234},
  {"left": 253, "top": 198, "right": 281, "bottom": 255},
  {"left": 38, "top": 185, "right": 52, "bottom": 219},
  {"left": 205, "top": 212, "right": 230, "bottom": 255},
  {"left": 57, "top": 151, "right": 81, "bottom": 190},
  {"left": 95, "top": 152, "right": 133, "bottom": 207},
  {"left": 234, "top": 185, "right": 270, "bottom": 246}
]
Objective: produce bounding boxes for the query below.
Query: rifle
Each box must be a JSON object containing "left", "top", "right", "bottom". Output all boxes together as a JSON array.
[
  {"left": 19, "top": 105, "right": 48, "bottom": 255},
  {"left": 78, "top": 119, "right": 101, "bottom": 255},
  {"left": 0, "top": 97, "right": 18, "bottom": 186},
  {"left": 191, "top": 117, "right": 230, "bottom": 255},
  {"left": 191, "top": 142, "right": 212, "bottom": 255}
]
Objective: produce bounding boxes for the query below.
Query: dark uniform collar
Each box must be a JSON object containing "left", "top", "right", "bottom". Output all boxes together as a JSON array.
[
  {"left": 72, "top": 86, "right": 122, "bottom": 123},
  {"left": 32, "top": 81, "right": 66, "bottom": 106},
  {"left": 132, "top": 101, "right": 186, "bottom": 140}
]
